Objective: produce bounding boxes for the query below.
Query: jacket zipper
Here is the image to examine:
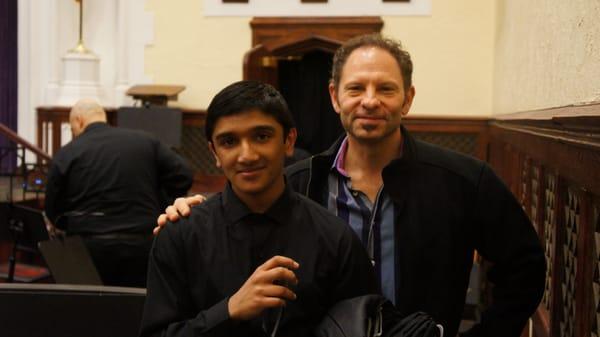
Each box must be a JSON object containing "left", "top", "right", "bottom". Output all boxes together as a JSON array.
[
  {"left": 305, "top": 156, "right": 314, "bottom": 197},
  {"left": 367, "top": 187, "right": 384, "bottom": 265}
]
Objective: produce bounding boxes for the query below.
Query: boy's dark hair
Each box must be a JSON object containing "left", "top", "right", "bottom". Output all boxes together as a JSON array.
[
  {"left": 330, "top": 33, "right": 413, "bottom": 91},
  {"left": 205, "top": 80, "right": 295, "bottom": 141}
]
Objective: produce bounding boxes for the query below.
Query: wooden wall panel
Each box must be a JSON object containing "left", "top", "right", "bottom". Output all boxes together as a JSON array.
[{"left": 489, "top": 107, "right": 600, "bottom": 337}]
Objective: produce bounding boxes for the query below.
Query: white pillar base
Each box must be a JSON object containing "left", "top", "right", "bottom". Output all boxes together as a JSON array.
[{"left": 56, "top": 51, "right": 103, "bottom": 105}]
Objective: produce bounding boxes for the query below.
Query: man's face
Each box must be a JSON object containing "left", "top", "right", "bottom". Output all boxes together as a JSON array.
[
  {"left": 329, "top": 46, "right": 415, "bottom": 143},
  {"left": 209, "top": 110, "right": 296, "bottom": 202}
]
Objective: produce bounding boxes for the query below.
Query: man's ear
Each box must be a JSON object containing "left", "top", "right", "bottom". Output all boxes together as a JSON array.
[
  {"left": 284, "top": 128, "right": 298, "bottom": 157},
  {"left": 401, "top": 86, "right": 416, "bottom": 116},
  {"left": 76, "top": 115, "right": 85, "bottom": 130},
  {"left": 208, "top": 142, "right": 221, "bottom": 168},
  {"left": 328, "top": 83, "right": 341, "bottom": 114}
]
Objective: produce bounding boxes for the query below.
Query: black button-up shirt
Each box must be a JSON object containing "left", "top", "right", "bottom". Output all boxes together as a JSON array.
[
  {"left": 140, "top": 183, "right": 379, "bottom": 337},
  {"left": 45, "top": 122, "right": 193, "bottom": 234}
]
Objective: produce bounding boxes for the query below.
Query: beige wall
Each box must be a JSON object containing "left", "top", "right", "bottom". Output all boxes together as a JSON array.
[
  {"left": 145, "top": 0, "right": 496, "bottom": 116},
  {"left": 494, "top": 0, "right": 600, "bottom": 116}
]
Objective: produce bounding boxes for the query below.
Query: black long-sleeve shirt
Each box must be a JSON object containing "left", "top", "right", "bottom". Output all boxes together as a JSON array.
[
  {"left": 45, "top": 122, "right": 193, "bottom": 234},
  {"left": 140, "top": 183, "right": 379, "bottom": 337}
]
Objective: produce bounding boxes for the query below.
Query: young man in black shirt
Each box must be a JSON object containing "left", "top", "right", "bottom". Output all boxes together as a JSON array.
[{"left": 140, "top": 81, "right": 378, "bottom": 337}]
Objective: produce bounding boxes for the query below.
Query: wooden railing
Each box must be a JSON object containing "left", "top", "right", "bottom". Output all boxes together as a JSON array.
[
  {"left": 0, "top": 122, "right": 51, "bottom": 204},
  {"left": 1, "top": 123, "right": 51, "bottom": 163},
  {"left": 36, "top": 106, "right": 206, "bottom": 156},
  {"left": 488, "top": 104, "right": 600, "bottom": 337}
]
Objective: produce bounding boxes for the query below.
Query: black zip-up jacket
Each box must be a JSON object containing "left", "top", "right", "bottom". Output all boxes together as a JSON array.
[{"left": 285, "top": 126, "right": 545, "bottom": 337}]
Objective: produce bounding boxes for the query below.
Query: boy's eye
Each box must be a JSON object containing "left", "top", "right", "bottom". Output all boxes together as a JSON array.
[
  {"left": 256, "top": 133, "right": 272, "bottom": 142},
  {"left": 218, "top": 137, "right": 237, "bottom": 147}
]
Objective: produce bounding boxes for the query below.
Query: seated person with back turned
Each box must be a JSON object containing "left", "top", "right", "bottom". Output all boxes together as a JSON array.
[
  {"left": 140, "top": 81, "right": 379, "bottom": 337},
  {"left": 44, "top": 98, "right": 193, "bottom": 287}
]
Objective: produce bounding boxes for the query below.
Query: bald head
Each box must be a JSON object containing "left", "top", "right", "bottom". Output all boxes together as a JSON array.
[{"left": 69, "top": 99, "right": 107, "bottom": 137}]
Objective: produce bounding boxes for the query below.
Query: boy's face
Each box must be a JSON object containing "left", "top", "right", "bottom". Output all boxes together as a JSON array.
[{"left": 209, "top": 109, "right": 296, "bottom": 203}]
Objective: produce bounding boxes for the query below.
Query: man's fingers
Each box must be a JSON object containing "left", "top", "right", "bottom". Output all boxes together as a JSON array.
[
  {"left": 260, "top": 255, "right": 300, "bottom": 272},
  {"left": 157, "top": 214, "right": 168, "bottom": 227},
  {"left": 260, "top": 284, "right": 297, "bottom": 301},
  {"left": 259, "top": 296, "right": 288, "bottom": 309},
  {"left": 165, "top": 205, "right": 183, "bottom": 221},
  {"left": 255, "top": 266, "right": 299, "bottom": 287},
  {"left": 188, "top": 194, "right": 206, "bottom": 205},
  {"left": 172, "top": 197, "right": 194, "bottom": 217}
]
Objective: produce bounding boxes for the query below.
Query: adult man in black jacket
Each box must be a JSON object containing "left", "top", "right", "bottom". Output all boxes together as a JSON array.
[
  {"left": 45, "top": 98, "right": 193, "bottom": 287},
  {"left": 158, "top": 34, "right": 546, "bottom": 337}
]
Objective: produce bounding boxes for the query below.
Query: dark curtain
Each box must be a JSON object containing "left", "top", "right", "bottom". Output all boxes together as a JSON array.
[
  {"left": 279, "top": 51, "right": 344, "bottom": 155},
  {"left": 0, "top": 0, "right": 18, "bottom": 173}
]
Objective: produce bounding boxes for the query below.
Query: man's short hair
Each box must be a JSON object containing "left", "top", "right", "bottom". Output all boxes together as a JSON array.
[
  {"left": 330, "top": 33, "right": 413, "bottom": 91},
  {"left": 205, "top": 80, "right": 295, "bottom": 141}
]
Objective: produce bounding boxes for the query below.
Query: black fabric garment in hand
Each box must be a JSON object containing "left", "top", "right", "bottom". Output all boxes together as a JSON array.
[
  {"left": 314, "top": 295, "right": 441, "bottom": 337},
  {"left": 385, "top": 312, "right": 441, "bottom": 337},
  {"left": 314, "top": 294, "right": 386, "bottom": 337}
]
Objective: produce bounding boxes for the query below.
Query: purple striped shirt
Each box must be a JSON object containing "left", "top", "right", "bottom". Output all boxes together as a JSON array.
[{"left": 327, "top": 137, "right": 397, "bottom": 304}]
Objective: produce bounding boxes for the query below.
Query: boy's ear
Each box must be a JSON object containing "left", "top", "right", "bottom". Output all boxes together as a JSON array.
[
  {"left": 284, "top": 128, "right": 298, "bottom": 157},
  {"left": 208, "top": 142, "right": 221, "bottom": 168}
]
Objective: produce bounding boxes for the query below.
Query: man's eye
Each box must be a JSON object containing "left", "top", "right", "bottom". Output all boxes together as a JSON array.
[{"left": 380, "top": 87, "right": 396, "bottom": 95}]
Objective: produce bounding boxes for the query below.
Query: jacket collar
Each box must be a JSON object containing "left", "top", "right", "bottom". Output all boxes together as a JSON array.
[
  {"left": 313, "top": 125, "right": 418, "bottom": 169},
  {"left": 307, "top": 126, "right": 416, "bottom": 205}
]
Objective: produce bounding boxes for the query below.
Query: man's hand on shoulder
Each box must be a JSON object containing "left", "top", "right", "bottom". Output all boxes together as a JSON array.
[
  {"left": 228, "top": 256, "right": 300, "bottom": 321},
  {"left": 153, "top": 194, "right": 206, "bottom": 235}
]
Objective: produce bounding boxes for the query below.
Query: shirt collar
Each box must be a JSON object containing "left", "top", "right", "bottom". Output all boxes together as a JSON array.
[
  {"left": 331, "top": 133, "right": 405, "bottom": 177},
  {"left": 331, "top": 136, "right": 350, "bottom": 177},
  {"left": 83, "top": 122, "right": 109, "bottom": 133},
  {"left": 222, "top": 181, "right": 295, "bottom": 225}
]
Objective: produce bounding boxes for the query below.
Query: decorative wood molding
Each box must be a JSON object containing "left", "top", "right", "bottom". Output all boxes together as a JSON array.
[
  {"left": 250, "top": 17, "right": 383, "bottom": 49},
  {"left": 490, "top": 119, "right": 600, "bottom": 196},
  {"left": 496, "top": 101, "right": 600, "bottom": 121},
  {"left": 270, "top": 35, "right": 342, "bottom": 56}
]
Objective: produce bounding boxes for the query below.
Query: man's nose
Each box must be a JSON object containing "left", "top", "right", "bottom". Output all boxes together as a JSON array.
[
  {"left": 238, "top": 140, "right": 259, "bottom": 162},
  {"left": 361, "top": 88, "right": 380, "bottom": 110}
]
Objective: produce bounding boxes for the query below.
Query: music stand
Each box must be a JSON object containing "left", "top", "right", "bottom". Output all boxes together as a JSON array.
[{"left": 38, "top": 236, "right": 103, "bottom": 285}]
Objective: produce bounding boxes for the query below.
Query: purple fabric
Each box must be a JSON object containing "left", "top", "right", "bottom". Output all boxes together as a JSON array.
[{"left": 0, "top": 0, "right": 18, "bottom": 172}]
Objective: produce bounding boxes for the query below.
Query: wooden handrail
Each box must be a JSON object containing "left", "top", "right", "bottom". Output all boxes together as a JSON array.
[{"left": 0, "top": 122, "right": 52, "bottom": 162}]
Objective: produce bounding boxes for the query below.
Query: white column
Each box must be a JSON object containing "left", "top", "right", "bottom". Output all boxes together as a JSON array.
[{"left": 18, "top": 0, "right": 155, "bottom": 148}]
